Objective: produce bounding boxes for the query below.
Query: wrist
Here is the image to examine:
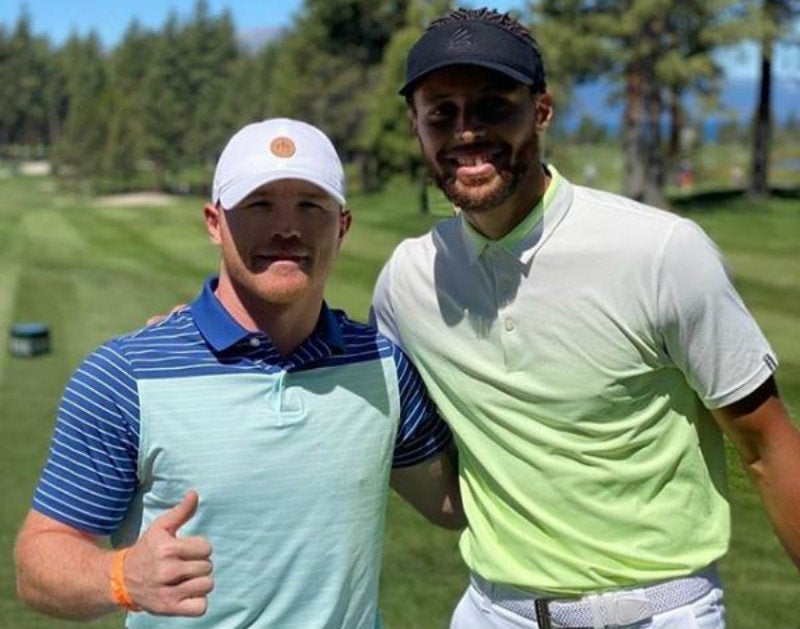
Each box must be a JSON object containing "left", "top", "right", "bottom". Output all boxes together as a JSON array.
[{"left": 110, "top": 548, "right": 141, "bottom": 612}]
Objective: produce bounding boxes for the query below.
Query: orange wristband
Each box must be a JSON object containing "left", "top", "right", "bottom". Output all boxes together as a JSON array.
[{"left": 110, "top": 549, "right": 140, "bottom": 612}]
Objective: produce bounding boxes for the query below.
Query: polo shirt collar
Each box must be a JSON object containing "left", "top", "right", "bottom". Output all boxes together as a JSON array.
[
  {"left": 190, "top": 276, "right": 346, "bottom": 355},
  {"left": 461, "top": 165, "right": 573, "bottom": 266}
]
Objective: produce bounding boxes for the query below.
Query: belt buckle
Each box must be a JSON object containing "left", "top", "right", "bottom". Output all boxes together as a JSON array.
[
  {"left": 535, "top": 598, "right": 554, "bottom": 629},
  {"left": 606, "top": 593, "right": 653, "bottom": 626}
]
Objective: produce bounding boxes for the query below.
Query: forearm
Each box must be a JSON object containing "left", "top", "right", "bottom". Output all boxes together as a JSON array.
[
  {"left": 14, "top": 513, "right": 119, "bottom": 620},
  {"left": 17, "top": 493, "right": 213, "bottom": 620},
  {"left": 713, "top": 381, "right": 800, "bottom": 570},
  {"left": 410, "top": 477, "right": 465, "bottom": 530},
  {"left": 742, "top": 419, "right": 800, "bottom": 569},
  {"left": 428, "top": 451, "right": 466, "bottom": 530},
  {"left": 391, "top": 447, "right": 466, "bottom": 529}
]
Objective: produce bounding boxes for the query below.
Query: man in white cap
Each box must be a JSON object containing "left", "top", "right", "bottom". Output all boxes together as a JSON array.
[{"left": 14, "top": 118, "right": 462, "bottom": 629}]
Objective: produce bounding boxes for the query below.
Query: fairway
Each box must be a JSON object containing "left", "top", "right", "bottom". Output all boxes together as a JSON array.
[{"left": 0, "top": 172, "right": 798, "bottom": 628}]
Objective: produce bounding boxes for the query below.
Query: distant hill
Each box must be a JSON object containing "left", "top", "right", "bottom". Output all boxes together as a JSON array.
[
  {"left": 718, "top": 75, "right": 799, "bottom": 123},
  {"left": 564, "top": 75, "right": 799, "bottom": 139},
  {"left": 237, "top": 26, "right": 284, "bottom": 53}
]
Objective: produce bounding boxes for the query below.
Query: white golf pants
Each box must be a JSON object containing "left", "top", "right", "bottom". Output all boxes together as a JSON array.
[{"left": 450, "top": 570, "right": 725, "bottom": 629}]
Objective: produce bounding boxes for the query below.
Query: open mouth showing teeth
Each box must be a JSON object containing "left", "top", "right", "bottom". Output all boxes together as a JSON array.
[
  {"left": 446, "top": 146, "right": 505, "bottom": 169},
  {"left": 446, "top": 148, "right": 506, "bottom": 182},
  {"left": 455, "top": 155, "right": 491, "bottom": 166}
]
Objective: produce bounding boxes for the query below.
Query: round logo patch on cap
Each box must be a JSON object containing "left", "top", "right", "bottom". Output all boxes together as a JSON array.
[{"left": 270, "top": 137, "right": 296, "bottom": 158}]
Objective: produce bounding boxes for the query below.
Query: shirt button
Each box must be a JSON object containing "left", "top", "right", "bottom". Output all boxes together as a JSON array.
[
  {"left": 504, "top": 318, "right": 515, "bottom": 332},
  {"left": 249, "top": 337, "right": 262, "bottom": 348}
]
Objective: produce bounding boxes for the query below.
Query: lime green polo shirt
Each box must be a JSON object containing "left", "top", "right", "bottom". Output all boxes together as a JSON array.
[{"left": 371, "top": 167, "right": 777, "bottom": 594}]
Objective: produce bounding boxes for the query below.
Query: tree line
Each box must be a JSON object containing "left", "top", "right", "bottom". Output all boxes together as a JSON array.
[{"left": 0, "top": 0, "right": 797, "bottom": 206}]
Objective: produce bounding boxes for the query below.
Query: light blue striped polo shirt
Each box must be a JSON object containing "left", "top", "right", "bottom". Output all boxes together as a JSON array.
[{"left": 33, "top": 277, "right": 451, "bottom": 629}]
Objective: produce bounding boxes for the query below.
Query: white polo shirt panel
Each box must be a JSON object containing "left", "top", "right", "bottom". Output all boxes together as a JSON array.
[
  {"left": 370, "top": 169, "right": 777, "bottom": 594},
  {"left": 458, "top": 170, "right": 564, "bottom": 372}
]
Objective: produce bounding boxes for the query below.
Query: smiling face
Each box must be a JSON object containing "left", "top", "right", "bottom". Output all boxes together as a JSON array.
[
  {"left": 206, "top": 179, "right": 351, "bottom": 312},
  {"left": 410, "top": 65, "right": 552, "bottom": 219}
]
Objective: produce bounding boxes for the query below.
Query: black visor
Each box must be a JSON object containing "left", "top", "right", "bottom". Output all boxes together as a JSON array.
[{"left": 400, "top": 20, "right": 546, "bottom": 97}]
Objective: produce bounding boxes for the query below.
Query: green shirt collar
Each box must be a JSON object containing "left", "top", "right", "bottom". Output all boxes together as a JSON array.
[{"left": 461, "top": 165, "right": 563, "bottom": 264}]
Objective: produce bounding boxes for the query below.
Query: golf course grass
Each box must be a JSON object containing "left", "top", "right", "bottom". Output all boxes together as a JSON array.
[{"left": 0, "top": 168, "right": 797, "bottom": 628}]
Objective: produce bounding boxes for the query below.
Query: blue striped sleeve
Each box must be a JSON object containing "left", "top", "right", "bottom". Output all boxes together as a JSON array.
[
  {"left": 391, "top": 344, "right": 452, "bottom": 468},
  {"left": 32, "top": 341, "right": 140, "bottom": 535}
]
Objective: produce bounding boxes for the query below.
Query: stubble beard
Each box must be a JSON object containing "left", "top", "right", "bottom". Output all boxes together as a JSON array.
[
  {"left": 434, "top": 169, "right": 518, "bottom": 214},
  {"left": 254, "top": 271, "right": 312, "bottom": 305},
  {"left": 225, "top": 252, "right": 315, "bottom": 307}
]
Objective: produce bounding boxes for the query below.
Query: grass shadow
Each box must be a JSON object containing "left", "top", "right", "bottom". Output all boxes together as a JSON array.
[
  {"left": 671, "top": 186, "right": 800, "bottom": 215},
  {"left": 771, "top": 187, "right": 800, "bottom": 200}
]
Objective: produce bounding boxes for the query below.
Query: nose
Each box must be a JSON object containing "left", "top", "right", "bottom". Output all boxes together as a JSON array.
[
  {"left": 454, "top": 105, "right": 485, "bottom": 143},
  {"left": 267, "top": 204, "right": 302, "bottom": 240}
]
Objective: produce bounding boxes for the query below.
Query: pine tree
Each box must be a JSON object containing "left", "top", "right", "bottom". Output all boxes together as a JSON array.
[
  {"left": 359, "top": 0, "right": 452, "bottom": 203},
  {"left": 531, "top": 0, "right": 750, "bottom": 207},
  {"left": 50, "top": 32, "right": 108, "bottom": 185},
  {"left": 137, "top": 2, "right": 239, "bottom": 191},
  {"left": 102, "top": 21, "right": 157, "bottom": 189},
  {"left": 0, "top": 11, "right": 54, "bottom": 153},
  {"left": 749, "top": 0, "right": 800, "bottom": 198},
  {"left": 266, "top": 0, "right": 412, "bottom": 164},
  {"left": 181, "top": 2, "right": 239, "bottom": 171}
]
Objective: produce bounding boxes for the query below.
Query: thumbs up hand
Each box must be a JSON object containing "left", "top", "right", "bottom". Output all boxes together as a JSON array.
[{"left": 121, "top": 491, "right": 214, "bottom": 616}]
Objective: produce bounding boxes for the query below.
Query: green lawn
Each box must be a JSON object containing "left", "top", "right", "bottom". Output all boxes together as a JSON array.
[
  {"left": 0, "top": 171, "right": 798, "bottom": 628},
  {"left": 672, "top": 192, "right": 800, "bottom": 629}
]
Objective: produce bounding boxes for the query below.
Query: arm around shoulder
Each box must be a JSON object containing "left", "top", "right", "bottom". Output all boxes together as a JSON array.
[
  {"left": 711, "top": 377, "right": 800, "bottom": 570},
  {"left": 390, "top": 445, "right": 465, "bottom": 530}
]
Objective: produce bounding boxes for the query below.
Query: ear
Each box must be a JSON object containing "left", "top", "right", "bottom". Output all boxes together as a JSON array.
[
  {"left": 535, "top": 92, "right": 554, "bottom": 133},
  {"left": 204, "top": 203, "right": 223, "bottom": 245},
  {"left": 407, "top": 104, "right": 419, "bottom": 137},
  {"left": 337, "top": 209, "right": 353, "bottom": 246}
]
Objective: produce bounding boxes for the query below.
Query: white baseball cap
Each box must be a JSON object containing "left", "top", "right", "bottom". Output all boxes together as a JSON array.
[{"left": 212, "top": 118, "right": 346, "bottom": 209}]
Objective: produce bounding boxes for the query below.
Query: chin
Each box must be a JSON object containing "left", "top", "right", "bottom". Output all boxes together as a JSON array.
[
  {"left": 442, "top": 175, "right": 516, "bottom": 213},
  {"left": 245, "top": 273, "right": 312, "bottom": 305},
  {"left": 260, "top": 284, "right": 310, "bottom": 305}
]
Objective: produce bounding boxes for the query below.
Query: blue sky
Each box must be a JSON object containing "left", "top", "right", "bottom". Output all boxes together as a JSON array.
[
  {"left": 1, "top": 1, "right": 525, "bottom": 47},
  {"left": 1, "top": 0, "right": 306, "bottom": 45},
  {"left": 2, "top": 0, "right": 797, "bottom": 80}
]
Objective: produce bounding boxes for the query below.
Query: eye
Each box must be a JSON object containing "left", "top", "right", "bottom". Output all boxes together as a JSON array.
[
  {"left": 298, "top": 200, "right": 326, "bottom": 211},
  {"left": 238, "top": 199, "right": 272, "bottom": 211},
  {"left": 476, "top": 96, "right": 513, "bottom": 124},
  {"left": 426, "top": 102, "right": 456, "bottom": 125}
]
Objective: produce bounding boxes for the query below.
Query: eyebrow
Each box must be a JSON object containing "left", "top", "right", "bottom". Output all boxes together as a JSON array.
[
  {"left": 421, "top": 83, "right": 521, "bottom": 102},
  {"left": 298, "top": 191, "right": 329, "bottom": 201}
]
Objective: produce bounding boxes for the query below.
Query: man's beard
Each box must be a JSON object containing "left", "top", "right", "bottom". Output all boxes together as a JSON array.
[
  {"left": 434, "top": 169, "right": 518, "bottom": 213},
  {"left": 429, "top": 147, "right": 535, "bottom": 214}
]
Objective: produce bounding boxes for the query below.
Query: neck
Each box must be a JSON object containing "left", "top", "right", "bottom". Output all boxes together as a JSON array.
[
  {"left": 465, "top": 163, "right": 550, "bottom": 240},
  {"left": 214, "top": 274, "right": 322, "bottom": 356}
]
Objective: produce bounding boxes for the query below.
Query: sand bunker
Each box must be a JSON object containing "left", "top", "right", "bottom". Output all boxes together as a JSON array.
[{"left": 94, "top": 192, "right": 178, "bottom": 207}]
